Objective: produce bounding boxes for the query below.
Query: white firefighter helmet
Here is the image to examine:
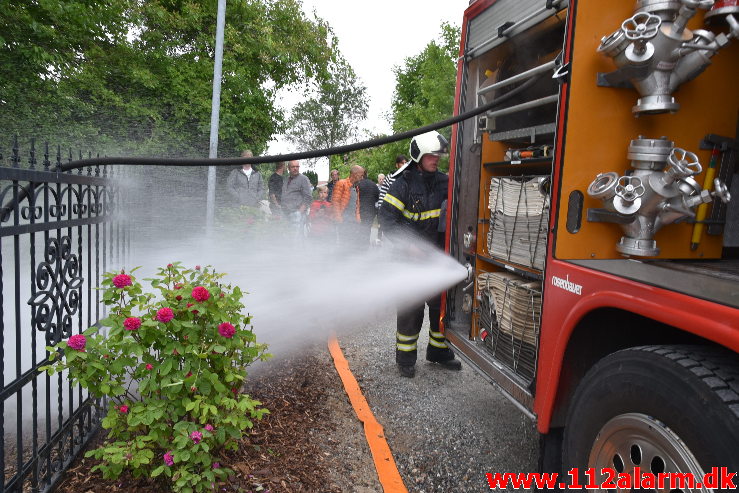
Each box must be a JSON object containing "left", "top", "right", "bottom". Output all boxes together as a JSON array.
[{"left": 409, "top": 131, "right": 449, "bottom": 162}]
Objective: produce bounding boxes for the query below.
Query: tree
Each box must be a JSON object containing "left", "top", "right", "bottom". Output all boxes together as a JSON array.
[
  {"left": 0, "top": 0, "right": 336, "bottom": 159},
  {"left": 303, "top": 169, "right": 318, "bottom": 188},
  {"left": 352, "top": 22, "right": 460, "bottom": 180},
  {"left": 284, "top": 52, "right": 368, "bottom": 165},
  {"left": 0, "top": 0, "right": 132, "bottom": 150}
]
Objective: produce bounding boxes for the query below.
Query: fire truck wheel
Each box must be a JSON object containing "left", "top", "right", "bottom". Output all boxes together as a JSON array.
[{"left": 562, "top": 345, "right": 739, "bottom": 489}]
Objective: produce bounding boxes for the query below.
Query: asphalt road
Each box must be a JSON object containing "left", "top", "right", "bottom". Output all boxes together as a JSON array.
[{"left": 333, "top": 309, "right": 539, "bottom": 492}]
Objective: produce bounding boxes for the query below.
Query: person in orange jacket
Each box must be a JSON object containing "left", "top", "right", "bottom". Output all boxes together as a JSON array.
[
  {"left": 332, "top": 165, "right": 365, "bottom": 248},
  {"left": 331, "top": 166, "right": 364, "bottom": 222}
]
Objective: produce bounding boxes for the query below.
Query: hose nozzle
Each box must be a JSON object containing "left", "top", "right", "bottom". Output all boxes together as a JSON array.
[{"left": 464, "top": 263, "right": 473, "bottom": 283}]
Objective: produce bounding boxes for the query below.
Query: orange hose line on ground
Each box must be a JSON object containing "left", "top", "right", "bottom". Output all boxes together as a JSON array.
[{"left": 327, "top": 335, "right": 408, "bottom": 493}]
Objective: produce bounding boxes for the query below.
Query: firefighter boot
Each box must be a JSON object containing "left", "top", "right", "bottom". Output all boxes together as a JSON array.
[
  {"left": 424, "top": 300, "right": 460, "bottom": 369},
  {"left": 398, "top": 364, "right": 416, "bottom": 378},
  {"left": 396, "top": 338, "right": 419, "bottom": 378},
  {"left": 396, "top": 346, "right": 418, "bottom": 378},
  {"left": 426, "top": 345, "right": 462, "bottom": 371}
]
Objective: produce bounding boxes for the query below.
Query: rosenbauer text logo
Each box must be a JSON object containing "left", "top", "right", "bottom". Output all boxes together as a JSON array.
[{"left": 550, "top": 274, "right": 583, "bottom": 295}]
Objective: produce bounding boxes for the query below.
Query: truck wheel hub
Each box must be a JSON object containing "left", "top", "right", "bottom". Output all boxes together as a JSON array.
[{"left": 588, "top": 412, "right": 708, "bottom": 492}]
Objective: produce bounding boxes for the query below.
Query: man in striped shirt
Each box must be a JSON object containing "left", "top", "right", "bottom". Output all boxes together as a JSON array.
[
  {"left": 375, "top": 155, "right": 407, "bottom": 244},
  {"left": 375, "top": 155, "right": 408, "bottom": 209}
]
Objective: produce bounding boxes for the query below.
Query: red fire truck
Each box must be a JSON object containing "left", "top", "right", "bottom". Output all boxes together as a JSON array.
[{"left": 442, "top": 0, "right": 739, "bottom": 484}]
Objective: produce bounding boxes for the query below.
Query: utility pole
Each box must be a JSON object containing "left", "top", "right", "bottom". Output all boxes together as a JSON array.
[{"left": 206, "top": 0, "right": 227, "bottom": 233}]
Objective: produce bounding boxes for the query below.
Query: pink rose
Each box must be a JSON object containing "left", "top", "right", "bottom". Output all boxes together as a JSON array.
[
  {"left": 175, "top": 295, "right": 182, "bottom": 301},
  {"left": 123, "top": 317, "right": 141, "bottom": 331},
  {"left": 145, "top": 363, "right": 153, "bottom": 370},
  {"left": 191, "top": 286, "right": 210, "bottom": 302},
  {"left": 195, "top": 265, "right": 201, "bottom": 270},
  {"left": 218, "top": 322, "right": 235, "bottom": 339},
  {"left": 119, "top": 405, "right": 129, "bottom": 413},
  {"left": 174, "top": 284, "right": 183, "bottom": 290},
  {"left": 186, "top": 303, "right": 194, "bottom": 308},
  {"left": 190, "top": 431, "right": 203, "bottom": 444},
  {"left": 66, "top": 334, "right": 86, "bottom": 351},
  {"left": 212, "top": 462, "right": 220, "bottom": 469},
  {"left": 163, "top": 451, "right": 174, "bottom": 466},
  {"left": 167, "top": 263, "right": 173, "bottom": 268},
  {"left": 204, "top": 424, "right": 214, "bottom": 432},
  {"left": 112, "top": 274, "right": 132, "bottom": 288},
  {"left": 156, "top": 307, "right": 174, "bottom": 323}
]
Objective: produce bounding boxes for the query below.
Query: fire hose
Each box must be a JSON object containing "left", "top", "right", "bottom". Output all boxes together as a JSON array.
[
  {"left": 1, "top": 72, "right": 548, "bottom": 220},
  {"left": 58, "top": 73, "right": 546, "bottom": 172}
]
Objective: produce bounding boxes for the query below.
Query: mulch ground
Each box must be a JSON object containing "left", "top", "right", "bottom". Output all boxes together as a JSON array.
[{"left": 55, "top": 353, "right": 347, "bottom": 493}]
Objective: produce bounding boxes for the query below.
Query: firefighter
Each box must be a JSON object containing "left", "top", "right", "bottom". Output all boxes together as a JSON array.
[{"left": 378, "top": 130, "right": 462, "bottom": 378}]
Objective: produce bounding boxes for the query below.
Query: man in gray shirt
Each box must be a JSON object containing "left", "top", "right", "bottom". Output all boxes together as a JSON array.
[
  {"left": 282, "top": 160, "right": 313, "bottom": 236},
  {"left": 226, "top": 149, "right": 264, "bottom": 207}
]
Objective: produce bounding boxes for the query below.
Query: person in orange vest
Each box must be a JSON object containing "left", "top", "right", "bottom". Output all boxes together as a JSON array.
[{"left": 331, "top": 165, "right": 364, "bottom": 249}]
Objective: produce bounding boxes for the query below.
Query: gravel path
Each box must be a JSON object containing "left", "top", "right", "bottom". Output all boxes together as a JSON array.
[{"left": 333, "top": 310, "right": 539, "bottom": 492}]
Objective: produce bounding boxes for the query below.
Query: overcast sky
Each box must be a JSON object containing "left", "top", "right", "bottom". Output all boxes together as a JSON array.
[{"left": 267, "top": 0, "right": 470, "bottom": 177}]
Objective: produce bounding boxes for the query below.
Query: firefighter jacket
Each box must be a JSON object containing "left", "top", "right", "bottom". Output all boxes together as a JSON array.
[{"left": 378, "top": 164, "right": 448, "bottom": 246}]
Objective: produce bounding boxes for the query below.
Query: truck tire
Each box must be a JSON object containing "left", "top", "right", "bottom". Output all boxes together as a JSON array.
[{"left": 562, "top": 345, "right": 739, "bottom": 491}]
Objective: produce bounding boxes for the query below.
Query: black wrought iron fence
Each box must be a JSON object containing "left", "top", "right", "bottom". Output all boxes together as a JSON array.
[{"left": 0, "top": 137, "right": 127, "bottom": 492}]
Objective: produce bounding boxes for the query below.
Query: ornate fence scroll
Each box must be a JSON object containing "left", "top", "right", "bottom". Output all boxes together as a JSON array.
[{"left": 0, "top": 137, "right": 127, "bottom": 492}]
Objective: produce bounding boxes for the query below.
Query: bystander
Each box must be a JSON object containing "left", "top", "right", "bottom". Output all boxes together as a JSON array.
[
  {"left": 226, "top": 150, "right": 264, "bottom": 208},
  {"left": 332, "top": 165, "right": 365, "bottom": 249},
  {"left": 268, "top": 161, "right": 286, "bottom": 214},
  {"left": 326, "top": 169, "right": 340, "bottom": 202},
  {"left": 281, "top": 160, "right": 313, "bottom": 238},
  {"left": 357, "top": 170, "right": 380, "bottom": 249}
]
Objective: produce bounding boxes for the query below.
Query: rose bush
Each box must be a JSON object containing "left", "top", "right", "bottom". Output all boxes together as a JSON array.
[{"left": 41, "top": 263, "right": 270, "bottom": 492}]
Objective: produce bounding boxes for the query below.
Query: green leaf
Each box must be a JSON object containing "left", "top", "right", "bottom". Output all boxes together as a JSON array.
[
  {"left": 151, "top": 465, "right": 165, "bottom": 477},
  {"left": 161, "top": 358, "right": 173, "bottom": 376}
]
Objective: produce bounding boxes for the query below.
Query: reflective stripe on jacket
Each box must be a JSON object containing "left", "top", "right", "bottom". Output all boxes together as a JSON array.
[{"left": 378, "top": 164, "right": 448, "bottom": 243}]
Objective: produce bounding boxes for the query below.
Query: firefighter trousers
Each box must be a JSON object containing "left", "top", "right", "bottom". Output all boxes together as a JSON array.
[{"left": 395, "top": 295, "right": 454, "bottom": 366}]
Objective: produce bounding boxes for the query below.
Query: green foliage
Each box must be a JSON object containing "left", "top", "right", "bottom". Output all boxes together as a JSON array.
[
  {"left": 1, "top": 0, "right": 335, "bottom": 158},
  {"left": 285, "top": 53, "right": 368, "bottom": 159},
  {"left": 41, "top": 264, "right": 270, "bottom": 492},
  {"left": 216, "top": 204, "right": 274, "bottom": 235},
  {"left": 352, "top": 22, "right": 460, "bottom": 180},
  {"left": 303, "top": 169, "right": 318, "bottom": 187},
  {"left": 392, "top": 22, "right": 459, "bottom": 133}
]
